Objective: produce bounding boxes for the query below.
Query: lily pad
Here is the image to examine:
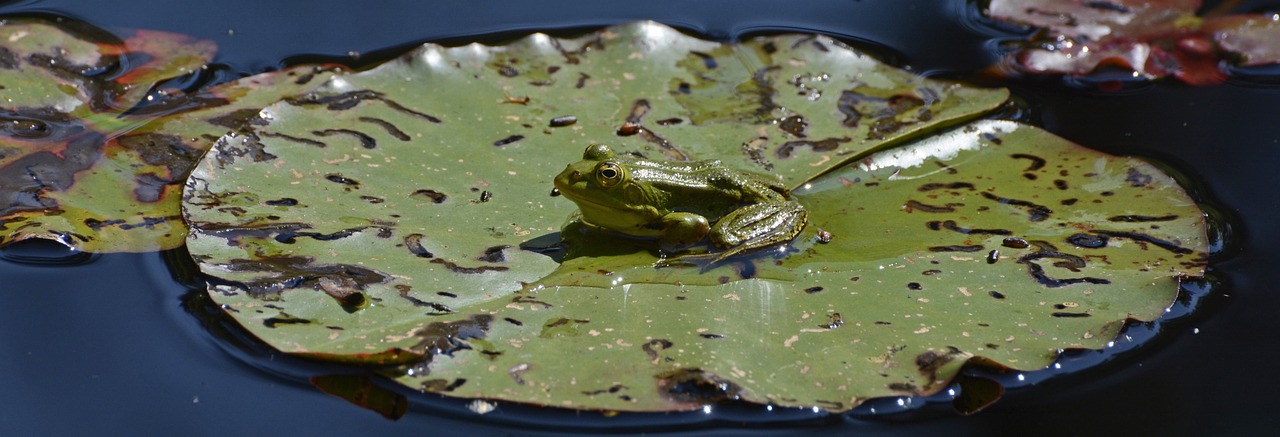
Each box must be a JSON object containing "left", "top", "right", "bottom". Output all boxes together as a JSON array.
[
  {"left": 1208, "top": 15, "right": 1280, "bottom": 66},
  {"left": 182, "top": 22, "right": 1207, "bottom": 412},
  {"left": 988, "top": 0, "right": 1280, "bottom": 85},
  {"left": 0, "top": 19, "right": 340, "bottom": 252}
]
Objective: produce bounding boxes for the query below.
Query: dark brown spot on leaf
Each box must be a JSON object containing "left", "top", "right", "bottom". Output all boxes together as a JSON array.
[
  {"left": 774, "top": 137, "right": 851, "bottom": 159},
  {"left": 929, "top": 245, "right": 984, "bottom": 252},
  {"left": 1108, "top": 214, "right": 1177, "bottom": 222},
  {"left": 1002, "top": 237, "right": 1030, "bottom": 248},
  {"left": 643, "top": 339, "right": 673, "bottom": 363},
  {"left": 217, "top": 255, "right": 390, "bottom": 299},
  {"left": 1017, "top": 249, "right": 1112, "bottom": 288},
  {"left": 493, "top": 135, "right": 524, "bottom": 146},
  {"left": 477, "top": 245, "right": 510, "bottom": 263},
  {"left": 313, "top": 128, "right": 376, "bottom": 149},
  {"left": 264, "top": 198, "right": 299, "bottom": 206},
  {"left": 412, "top": 314, "right": 494, "bottom": 358},
  {"left": 404, "top": 233, "right": 433, "bottom": 258},
  {"left": 206, "top": 108, "right": 266, "bottom": 130},
  {"left": 421, "top": 378, "right": 468, "bottom": 392},
  {"left": 1067, "top": 233, "right": 1109, "bottom": 248},
  {"left": 905, "top": 200, "right": 961, "bottom": 213},
  {"left": 325, "top": 174, "right": 359, "bottom": 186},
  {"left": 778, "top": 115, "right": 808, "bottom": 137},
  {"left": 411, "top": 189, "right": 447, "bottom": 203},
  {"left": 1010, "top": 153, "right": 1046, "bottom": 171},
  {"left": 287, "top": 90, "right": 441, "bottom": 123},
  {"left": 917, "top": 182, "right": 975, "bottom": 192},
  {"left": 1089, "top": 230, "right": 1194, "bottom": 254},
  {"left": 357, "top": 116, "right": 411, "bottom": 141},
  {"left": 429, "top": 258, "right": 510, "bottom": 274},
  {"left": 980, "top": 192, "right": 1052, "bottom": 222},
  {"left": 1126, "top": 167, "right": 1153, "bottom": 187},
  {"left": 264, "top": 314, "right": 312, "bottom": 328},
  {"left": 656, "top": 368, "right": 741, "bottom": 404},
  {"left": 928, "top": 220, "right": 1012, "bottom": 235}
]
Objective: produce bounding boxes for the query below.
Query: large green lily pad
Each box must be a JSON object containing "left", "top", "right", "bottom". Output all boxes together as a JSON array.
[
  {"left": 182, "top": 22, "right": 1207, "bottom": 412},
  {"left": 0, "top": 19, "right": 339, "bottom": 252}
]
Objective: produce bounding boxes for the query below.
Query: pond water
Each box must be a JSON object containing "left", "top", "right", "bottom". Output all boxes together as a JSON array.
[{"left": 1, "top": 0, "right": 1277, "bottom": 434}]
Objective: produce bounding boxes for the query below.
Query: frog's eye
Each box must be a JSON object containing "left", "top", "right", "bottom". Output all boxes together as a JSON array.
[{"left": 595, "top": 162, "right": 624, "bottom": 187}]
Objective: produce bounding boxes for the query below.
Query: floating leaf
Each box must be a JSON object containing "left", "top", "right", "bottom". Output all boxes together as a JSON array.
[
  {"left": 988, "top": 0, "right": 1201, "bottom": 41},
  {"left": 0, "top": 21, "right": 213, "bottom": 125},
  {"left": 30, "top": 66, "right": 342, "bottom": 252},
  {"left": 988, "top": 0, "right": 1280, "bottom": 84},
  {"left": 182, "top": 22, "right": 1206, "bottom": 412},
  {"left": 1209, "top": 15, "right": 1280, "bottom": 66},
  {"left": 0, "top": 19, "right": 341, "bottom": 252}
]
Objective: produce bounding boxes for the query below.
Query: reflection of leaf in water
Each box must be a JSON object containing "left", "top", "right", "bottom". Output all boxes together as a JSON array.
[
  {"left": 0, "top": 19, "right": 341, "bottom": 252},
  {"left": 310, "top": 374, "right": 408, "bottom": 420},
  {"left": 182, "top": 22, "right": 1206, "bottom": 412}
]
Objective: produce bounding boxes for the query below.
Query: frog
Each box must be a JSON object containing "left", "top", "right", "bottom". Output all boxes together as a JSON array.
[{"left": 553, "top": 144, "right": 807, "bottom": 267}]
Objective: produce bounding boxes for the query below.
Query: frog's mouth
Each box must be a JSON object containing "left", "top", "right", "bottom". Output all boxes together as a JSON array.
[{"left": 557, "top": 189, "right": 619, "bottom": 213}]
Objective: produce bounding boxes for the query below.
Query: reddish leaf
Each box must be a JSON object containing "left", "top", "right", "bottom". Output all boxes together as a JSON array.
[
  {"left": 990, "top": 0, "right": 1280, "bottom": 85},
  {"left": 1208, "top": 14, "right": 1280, "bottom": 66}
]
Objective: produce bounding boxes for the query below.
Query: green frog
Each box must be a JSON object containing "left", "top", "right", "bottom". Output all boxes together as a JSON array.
[{"left": 553, "top": 144, "right": 807, "bottom": 266}]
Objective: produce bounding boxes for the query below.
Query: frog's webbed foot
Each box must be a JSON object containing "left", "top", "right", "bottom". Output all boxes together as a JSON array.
[
  {"left": 653, "top": 203, "right": 806, "bottom": 272},
  {"left": 709, "top": 201, "right": 807, "bottom": 264}
]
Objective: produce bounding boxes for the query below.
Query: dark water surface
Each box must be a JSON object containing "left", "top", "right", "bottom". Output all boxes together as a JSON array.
[{"left": 2, "top": 0, "right": 1278, "bottom": 434}]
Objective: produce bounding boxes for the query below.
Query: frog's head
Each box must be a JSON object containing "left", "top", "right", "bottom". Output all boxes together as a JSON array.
[{"left": 554, "top": 144, "right": 664, "bottom": 229}]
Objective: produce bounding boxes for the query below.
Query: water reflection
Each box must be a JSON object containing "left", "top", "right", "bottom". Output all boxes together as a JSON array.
[{"left": 0, "top": 238, "right": 98, "bottom": 265}]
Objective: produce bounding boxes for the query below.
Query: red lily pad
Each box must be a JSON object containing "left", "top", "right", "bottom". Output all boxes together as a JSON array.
[
  {"left": 1208, "top": 14, "right": 1280, "bottom": 66},
  {"left": 988, "top": 0, "right": 1280, "bottom": 85}
]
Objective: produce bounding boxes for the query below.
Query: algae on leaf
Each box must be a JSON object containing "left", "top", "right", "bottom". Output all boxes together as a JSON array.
[{"left": 182, "top": 22, "right": 1207, "bottom": 412}]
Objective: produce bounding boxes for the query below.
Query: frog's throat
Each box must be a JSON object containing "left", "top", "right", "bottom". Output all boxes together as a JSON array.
[{"left": 562, "top": 192, "right": 664, "bottom": 237}]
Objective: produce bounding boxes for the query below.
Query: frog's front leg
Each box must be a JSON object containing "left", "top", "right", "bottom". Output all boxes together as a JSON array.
[
  {"left": 709, "top": 201, "right": 807, "bottom": 262},
  {"left": 658, "top": 212, "right": 710, "bottom": 248}
]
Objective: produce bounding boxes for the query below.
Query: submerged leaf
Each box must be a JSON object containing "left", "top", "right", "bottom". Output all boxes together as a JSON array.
[
  {"left": 0, "top": 19, "right": 340, "bottom": 252},
  {"left": 182, "top": 22, "right": 1206, "bottom": 412}
]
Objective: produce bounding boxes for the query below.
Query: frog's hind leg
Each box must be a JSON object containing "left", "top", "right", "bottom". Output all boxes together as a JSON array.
[{"left": 709, "top": 202, "right": 807, "bottom": 264}]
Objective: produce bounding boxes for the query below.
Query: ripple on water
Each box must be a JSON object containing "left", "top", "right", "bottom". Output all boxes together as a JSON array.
[{"left": 0, "top": 238, "right": 99, "bottom": 266}]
